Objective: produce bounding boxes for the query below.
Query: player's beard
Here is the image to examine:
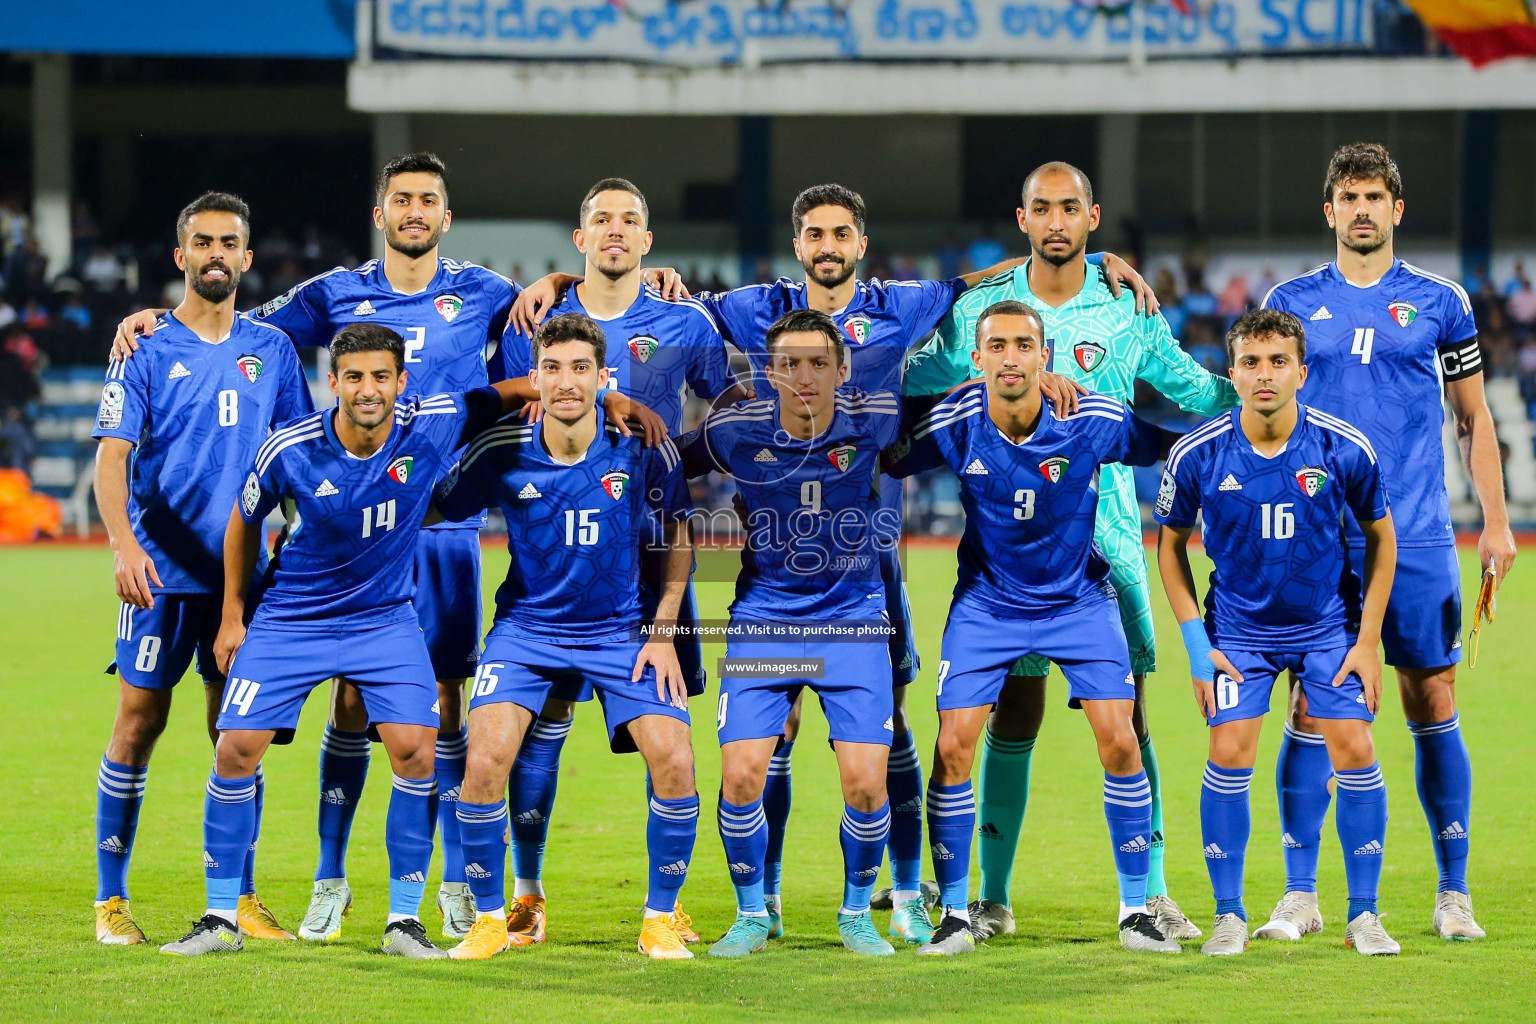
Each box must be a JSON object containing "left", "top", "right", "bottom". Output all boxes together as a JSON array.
[
  {"left": 188, "top": 262, "right": 240, "bottom": 303},
  {"left": 594, "top": 251, "right": 640, "bottom": 282},
  {"left": 387, "top": 218, "right": 443, "bottom": 259},
  {"left": 1032, "top": 233, "right": 1087, "bottom": 268},
  {"left": 1339, "top": 219, "right": 1391, "bottom": 256},
  {"left": 803, "top": 253, "right": 857, "bottom": 290}
]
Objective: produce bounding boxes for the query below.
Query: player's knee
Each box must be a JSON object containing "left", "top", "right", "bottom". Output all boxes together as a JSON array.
[
  {"left": 933, "top": 729, "right": 977, "bottom": 781},
  {"left": 111, "top": 705, "right": 169, "bottom": 759},
  {"left": 1328, "top": 726, "right": 1376, "bottom": 771},
  {"left": 719, "top": 760, "right": 766, "bottom": 806},
  {"left": 1095, "top": 726, "right": 1141, "bottom": 775},
  {"left": 647, "top": 745, "right": 695, "bottom": 798},
  {"left": 842, "top": 772, "right": 886, "bottom": 813},
  {"left": 465, "top": 743, "right": 515, "bottom": 788},
  {"left": 214, "top": 735, "right": 264, "bottom": 777},
  {"left": 1208, "top": 730, "right": 1251, "bottom": 769},
  {"left": 992, "top": 676, "right": 1045, "bottom": 739},
  {"left": 539, "top": 697, "right": 576, "bottom": 724},
  {"left": 1400, "top": 670, "right": 1456, "bottom": 723}
]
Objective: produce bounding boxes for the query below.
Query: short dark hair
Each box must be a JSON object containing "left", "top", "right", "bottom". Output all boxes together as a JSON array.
[
  {"left": 176, "top": 191, "right": 250, "bottom": 246},
  {"left": 974, "top": 299, "right": 1046, "bottom": 347},
  {"left": 532, "top": 312, "right": 607, "bottom": 366},
  {"left": 376, "top": 152, "right": 449, "bottom": 207},
  {"left": 1022, "top": 161, "right": 1094, "bottom": 208},
  {"left": 791, "top": 184, "right": 867, "bottom": 236},
  {"left": 330, "top": 323, "right": 405, "bottom": 374},
  {"left": 1226, "top": 308, "right": 1307, "bottom": 363},
  {"left": 764, "top": 309, "right": 846, "bottom": 365},
  {"left": 1324, "top": 142, "right": 1402, "bottom": 204},
  {"left": 580, "top": 178, "right": 648, "bottom": 228}
]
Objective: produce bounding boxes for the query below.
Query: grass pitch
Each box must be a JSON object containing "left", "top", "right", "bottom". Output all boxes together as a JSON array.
[{"left": 1, "top": 542, "right": 1532, "bottom": 1023}]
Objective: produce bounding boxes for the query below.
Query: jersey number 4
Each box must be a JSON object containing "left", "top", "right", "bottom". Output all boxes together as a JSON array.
[{"left": 1351, "top": 327, "right": 1375, "bottom": 364}]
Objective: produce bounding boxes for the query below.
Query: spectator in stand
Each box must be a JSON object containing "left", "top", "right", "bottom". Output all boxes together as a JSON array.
[
  {"left": 71, "top": 199, "right": 100, "bottom": 271},
  {"left": 0, "top": 298, "right": 15, "bottom": 330},
  {"left": 1153, "top": 267, "right": 1185, "bottom": 338},
  {"left": 21, "top": 299, "right": 48, "bottom": 329},
  {"left": 80, "top": 244, "right": 125, "bottom": 292},
  {"left": 937, "top": 232, "right": 965, "bottom": 280},
  {"left": 1217, "top": 273, "right": 1250, "bottom": 325},
  {"left": 59, "top": 293, "right": 91, "bottom": 332},
  {"left": 1507, "top": 265, "right": 1536, "bottom": 341},
  {"left": 1250, "top": 266, "right": 1277, "bottom": 308}
]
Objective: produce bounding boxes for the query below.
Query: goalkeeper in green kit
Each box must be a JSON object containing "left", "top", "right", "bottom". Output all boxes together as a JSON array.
[{"left": 904, "top": 162, "right": 1236, "bottom": 943}]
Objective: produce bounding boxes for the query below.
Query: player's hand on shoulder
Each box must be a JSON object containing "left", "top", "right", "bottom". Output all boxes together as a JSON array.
[
  {"left": 1099, "top": 252, "right": 1159, "bottom": 316},
  {"left": 1333, "top": 641, "right": 1382, "bottom": 715},
  {"left": 1038, "top": 371, "right": 1086, "bottom": 414},
  {"left": 602, "top": 392, "right": 667, "bottom": 446},
  {"left": 112, "top": 538, "right": 160, "bottom": 609},
  {"left": 642, "top": 267, "right": 691, "bottom": 301},
  {"left": 520, "top": 400, "right": 546, "bottom": 425},
  {"left": 213, "top": 617, "right": 247, "bottom": 677},
  {"left": 508, "top": 274, "right": 568, "bottom": 336},
  {"left": 111, "top": 308, "right": 164, "bottom": 361}
]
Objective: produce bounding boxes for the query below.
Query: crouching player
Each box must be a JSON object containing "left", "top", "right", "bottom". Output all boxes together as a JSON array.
[
  {"left": 434, "top": 313, "right": 701, "bottom": 961},
  {"left": 884, "top": 300, "right": 1182, "bottom": 955},
  {"left": 678, "top": 309, "right": 903, "bottom": 957},
  {"left": 1156, "top": 309, "right": 1400, "bottom": 956},
  {"left": 161, "top": 323, "right": 529, "bottom": 958}
]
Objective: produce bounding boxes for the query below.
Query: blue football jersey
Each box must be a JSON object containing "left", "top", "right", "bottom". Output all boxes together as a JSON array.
[
  {"left": 697, "top": 277, "right": 965, "bottom": 397},
  {"left": 253, "top": 257, "right": 518, "bottom": 533},
  {"left": 1263, "top": 259, "right": 1477, "bottom": 550},
  {"left": 679, "top": 388, "right": 901, "bottom": 621},
  {"left": 1155, "top": 403, "right": 1390, "bottom": 651},
  {"left": 886, "top": 383, "right": 1163, "bottom": 617},
  {"left": 92, "top": 312, "right": 313, "bottom": 593},
  {"left": 434, "top": 407, "right": 692, "bottom": 643},
  {"left": 499, "top": 285, "right": 736, "bottom": 434},
  {"left": 240, "top": 389, "right": 503, "bottom": 630}
]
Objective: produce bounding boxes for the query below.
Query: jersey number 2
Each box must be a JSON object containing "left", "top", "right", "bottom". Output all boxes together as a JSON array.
[{"left": 404, "top": 327, "right": 426, "bottom": 364}]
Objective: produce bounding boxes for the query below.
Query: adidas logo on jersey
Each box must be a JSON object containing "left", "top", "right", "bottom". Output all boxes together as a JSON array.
[
  {"left": 314, "top": 479, "right": 339, "bottom": 497},
  {"left": 99, "top": 835, "right": 126, "bottom": 853},
  {"left": 965, "top": 459, "right": 988, "bottom": 475},
  {"left": 168, "top": 361, "right": 191, "bottom": 380},
  {"left": 203, "top": 851, "right": 219, "bottom": 868},
  {"left": 893, "top": 796, "right": 922, "bottom": 814},
  {"left": 1119, "top": 835, "right": 1150, "bottom": 853},
  {"left": 397, "top": 871, "right": 427, "bottom": 883},
  {"left": 658, "top": 860, "right": 688, "bottom": 876},
  {"left": 728, "top": 862, "right": 756, "bottom": 876},
  {"left": 1439, "top": 821, "right": 1469, "bottom": 840},
  {"left": 513, "top": 809, "right": 546, "bottom": 825},
  {"left": 753, "top": 448, "right": 778, "bottom": 463},
  {"left": 1203, "top": 843, "right": 1228, "bottom": 859},
  {"left": 321, "top": 787, "right": 349, "bottom": 806},
  {"left": 979, "top": 822, "right": 1003, "bottom": 840},
  {"left": 353, "top": 299, "right": 377, "bottom": 316},
  {"left": 1310, "top": 306, "right": 1333, "bottom": 321},
  {"left": 1353, "top": 840, "right": 1384, "bottom": 856},
  {"left": 518, "top": 482, "right": 542, "bottom": 499},
  {"left": 931, "top": 843, "right": 955, "bottom": 861},
  {"left": 1219, "top": 474, "right": 1242, "bottom": 492},
  {"left": 464, "top": 862, "right": 492, "bottom": 879},
  {"left": 1281, "top": 832, "right": 1302, "bottom": 849}
]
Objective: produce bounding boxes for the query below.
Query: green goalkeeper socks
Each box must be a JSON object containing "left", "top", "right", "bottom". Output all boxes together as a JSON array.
[
  {"left": 976, "top": 732, "right": 1035, "bottom": 906},
  {"left": 1141, "top": 733, "right": 1168, "bottom": 900}
]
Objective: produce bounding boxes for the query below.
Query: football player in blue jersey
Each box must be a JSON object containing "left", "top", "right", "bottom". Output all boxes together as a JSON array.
[
  {"left": 91, "top": 192, "right": 312, "bottom": 947},
  {"left": 490, "top": 178, "right": 750, "bottom": 946},
  {"left": 111, "top": 156, "right": 665, "bottom": 941},
  {"left": 1157, "top": 309, "right": 1401, "bottom": 956},
  {"left": 1258, "top": 144, "right": 1515, "bottom": 942},
  {"left": 427, "top": 314, "right": 701, "bottom": 961},
  {"left": 676, "top": 309, "right": 902, "bottom": 958},
  {"left": 511, "top": 181, "right": 1152, "bottom": 942},
  {"left": 884, "top": 300, "right": 1182, "bottom": 956},
  {"left": 159, "top": 323, "right": 532, "bottom": 959}
]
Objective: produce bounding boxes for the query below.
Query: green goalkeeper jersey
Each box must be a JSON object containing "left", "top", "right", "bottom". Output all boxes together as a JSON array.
[{"left": 903, "top": 259, "right": 1237, "bottom": 561}]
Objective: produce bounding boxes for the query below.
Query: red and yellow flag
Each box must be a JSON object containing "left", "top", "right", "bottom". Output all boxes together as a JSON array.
[{"left": 1403, "top": 0, "right": 1536, "bottom": 65}]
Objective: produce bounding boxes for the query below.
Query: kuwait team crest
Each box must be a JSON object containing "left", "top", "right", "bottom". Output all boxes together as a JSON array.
[
  {"left": 236, "top": 354, "right": 263, "bottom": 383},
  {"left": 1038, "top": 456, "right": 1069, "bottom": 483},
  {"left": 1295, "top": 466, "right": 1329, "bottom": 497},
  {"left": 601, "top": 470, "right": 629, "bottom": 499},
  {"left": 828, "top": 445, "right": 856, "bottom": 472},
  {"left": 844, "top": 316, "right": 872, "bottom": 344},
  {"left": 387, "top": 456, "right": 414, "bottom": 484},
  {"left": 628, "top": 335, "right": 659, "bottom": 363},
  {"left": 1387, "top": 300, "right": 1418, "bottom": 327},
  {"left": 1073, "top": 341, "right": 1106, "bottom": 372},
  {"left": 434, "top": 293, "right": 464, "bottom": 322}
]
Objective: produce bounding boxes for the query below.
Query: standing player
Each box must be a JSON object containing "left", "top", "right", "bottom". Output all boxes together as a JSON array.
[
  {"left": 430, "top": 314, "right": 701, "bottom": 962},
  {"left": 492, "top": 178, "right": 749, "bottom": 946},
  {"left": 885, "top": 300, "right": 1182, "bottom": 956},
  {"left": 159, "top": 324, "right": 529, "bottom": 958},
  {"left": 514, "top": 182, "right": 1153, "bottom": 943},
  {"left": 1157, "top": 309, "right": 1401, "bottom": 956},
  {"left": 1258, "top": 143, "right": 1515, "bottom": 942},
  {"left": 91, "top": 192, "right": 311, "bottom": 946},
  {"left": 902, "top": 162, "right": 1226, "bottom": 943},
  {"left": 678, "top": 309, "right": 901, "bottom": 957}
]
